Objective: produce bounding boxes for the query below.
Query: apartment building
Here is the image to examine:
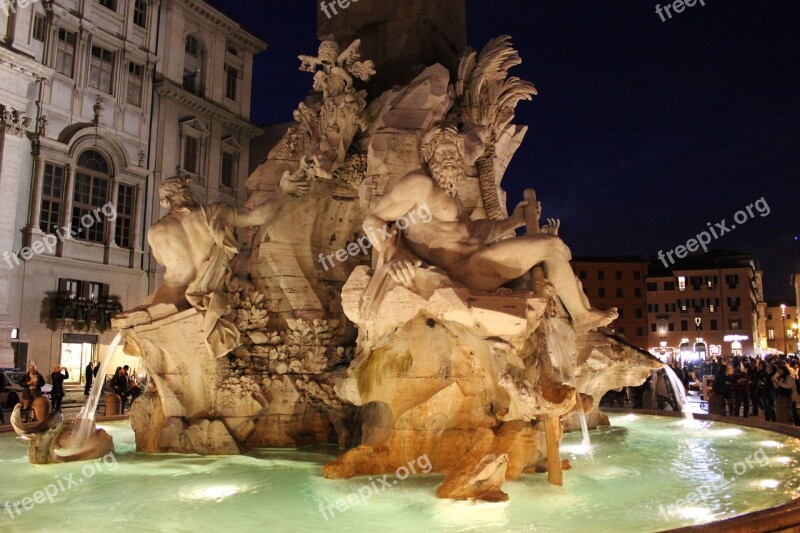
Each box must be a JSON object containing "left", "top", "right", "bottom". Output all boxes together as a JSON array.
[
  {"left": 646, "top": 251, "right": 763, "bottom": 359},
  {"left": 571, "top": 256, "right": 649, "bottom": 348},
  {"left": 0, "top": 0, "right": 264, "bottom": 381},
  {"left": 764, "top": 303, "right": 798, "bottom": 354}
]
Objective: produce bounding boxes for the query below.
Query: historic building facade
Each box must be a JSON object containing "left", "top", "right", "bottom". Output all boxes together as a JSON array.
[
  {"left": 764, "top": 303, "right": 798, "bottom": 355},
  {"left": 0, "top": 0, "right": 264, "bottom": 381}
]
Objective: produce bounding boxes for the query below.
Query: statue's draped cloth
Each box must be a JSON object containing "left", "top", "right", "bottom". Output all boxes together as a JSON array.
[{"left": 185, "top": 204, "right": 241, "bottom": 357}]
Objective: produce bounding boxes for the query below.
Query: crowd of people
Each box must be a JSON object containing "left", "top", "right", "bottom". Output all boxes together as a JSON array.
[
  {"left": 0, "top": 361, "right": 145, "bottom": 425},
  {"left": 605, "top": 353, "right": 800, "bottom": 425}
]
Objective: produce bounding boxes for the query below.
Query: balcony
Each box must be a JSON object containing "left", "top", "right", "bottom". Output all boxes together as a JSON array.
[{"left": 182, "top": 75, "right": 206, "bottom": 98}]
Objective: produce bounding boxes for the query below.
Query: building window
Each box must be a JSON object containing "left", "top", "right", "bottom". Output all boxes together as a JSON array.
[
  {"left": 127, "top": 62, "right": 144, "bottom": 107},
  {"left": 666, "top": 303, "right": 676, "bottom": 312},
  {"left": 635, "top": 288, "right": 642, "bottom": 298},
  {"left": 598, "top": 270, "right": 605, "bottom": 280},
  {"left": 726, "top": 274, "right": 739, "bottom": 288},
  {"left": 616, "top": 288, "right": 623, "bottom": 297},
  {"left": 579, "top": 270, "right": 587, "bottom": 280},
  {"left": 647, "top": 304, "right": 659, "bottom": 313},
  {"left": 221, "top": 151, "right": 236, "bottom": 189},
  {"left": 115, "top": 184, "right": 135, "bottom": 248},
  {"left": 32, "top": 15, "right": 46, "bottom": 42},
  {"left": 615, "top": 270, "right": 622, "bottom": 280},
  {"left": 184, "top": 136, "right": 199, "bottom": 174},
  {"left": 133, "top": 0, "right": 148, "bottom": 27},
  {"left": 664, "top": 281, "right": 675, "bottom": 291},
  {"left": 598, "top": 288, "right": 605, "bottom": 298},
  {"left": 180, "top": 118, "right": 209, "bottom": 185},
  {"left": 729, "top": 319, "right": 741, "bottom": 330},
  {"left": 647, "top": 282, "right": 657, "bottom": 291},
  {"left": 635, "top": 308, "right": 643, "bottom": 319},
  {"left": 710, "top": 319, "right": 718, "bottom": 330},
  {"left": 634, "top": 271, "right": 641, "bottom": 280},
  {"left": 677, "top": 276, "right": 686, "bottom": 291},
  {"left": 225, "top": 64, "right": 239, "bottom": 100},
  {"left": 651, "top": 323, "right": 657, "bottom": 332},
  {"left": 183, "top": 35, "right": 205, "bottom": 97},
  {"left": 56, "top": 29, "right": 77, "bottom": 77},
  {"left": 40, "top": 164, "right": 64, "bottom": 234},
  {"left": 97, "top": 0, "right": 117, "bottom": 12},
  {"left": 618, "top": 308, "right": 624, "bottom": 319},
  {"left": 709, "top": 303, "right": 716, "bottom": 313},
  {"left": 72, "top": 151, "right": 110, "bottom": 243},
  {"left": 637, "top": 327, "right": 644, "bottom": 337},
  {"left": 768, "top": 329, "right": 775, "bottom": 340},
  {"left": 680, "top": 320, "right": 688, "bottom": 331},
  {"left": 668, "top": 323, "right": 675, "bottom": 332},
  {"left": 89, "top": 45, "right": 115, "bottom": 94}
]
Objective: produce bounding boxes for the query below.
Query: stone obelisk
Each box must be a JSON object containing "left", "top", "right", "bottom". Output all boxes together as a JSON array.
[{"left": 316, "top": 0, "right": 467, "bottom": 95}]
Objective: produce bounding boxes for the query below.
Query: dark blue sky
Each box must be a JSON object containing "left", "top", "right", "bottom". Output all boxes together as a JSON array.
[{"left": 210, "top": 1, "right": 800, "bottom": 302}]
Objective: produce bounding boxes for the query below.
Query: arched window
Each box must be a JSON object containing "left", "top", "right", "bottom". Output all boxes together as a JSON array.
[
  {"left": 183, "top": 34, "right": 206, "bottom": 97},
  {"left": 73, "top": 150, "right": 110, "bottom": 243}
]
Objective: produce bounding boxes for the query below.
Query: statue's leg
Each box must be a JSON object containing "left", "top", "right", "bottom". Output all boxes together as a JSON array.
[{"left": 457, "top": 235, "right": 616, "bottom": 332}]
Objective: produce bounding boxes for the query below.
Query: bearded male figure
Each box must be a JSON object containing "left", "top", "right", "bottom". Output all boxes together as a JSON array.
[
  {"left": 135, "top": 174, "right": 308, "bottom": 356},
  {"left": 362, "top": 125, "right": 616, "bottom": 333}
]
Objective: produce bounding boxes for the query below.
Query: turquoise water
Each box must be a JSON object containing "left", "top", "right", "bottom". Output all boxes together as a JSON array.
[{"left": 1, "top": 414, "right": 799, "bottom": 532}]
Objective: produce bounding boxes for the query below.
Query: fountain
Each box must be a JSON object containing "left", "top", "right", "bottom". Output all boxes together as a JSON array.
[{"left": 3, "top": 16, "right": 799, "bottom": 533}]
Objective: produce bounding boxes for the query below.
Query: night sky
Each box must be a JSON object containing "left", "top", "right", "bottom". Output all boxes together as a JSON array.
[{"left": 209, "top": 0, "right": 800, "bottom": 302}]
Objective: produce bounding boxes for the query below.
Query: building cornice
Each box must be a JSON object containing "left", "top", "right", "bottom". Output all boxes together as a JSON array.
[
  {"left": 155, "top": 79, "right": 264, "bottom": 137},
  {"left": 180, "top": 0, "right": 268, "bottom": 53},
  {"left": 0, "top": 47, "right": 49, "bottom": 82}
]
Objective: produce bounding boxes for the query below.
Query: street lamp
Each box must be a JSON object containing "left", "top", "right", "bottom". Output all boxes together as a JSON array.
[{"left": 781, "top": 304, "right": 787, "bottom": 354}]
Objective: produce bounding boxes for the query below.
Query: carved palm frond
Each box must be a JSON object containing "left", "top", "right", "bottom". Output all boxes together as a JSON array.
[
  {"left": 452, "top": 36, "right": 537, "bottom": 220},
  {"left": 455, "top": 35, "right": 537, "bottom": 139}
]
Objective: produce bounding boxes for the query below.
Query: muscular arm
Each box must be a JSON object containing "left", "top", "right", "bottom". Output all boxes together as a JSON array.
[
  {"left": 363, "top": 173, "right": 433, "bottom": 253},
  {"left": 224, "top": 189, "right": 288, "bottom": 228}
]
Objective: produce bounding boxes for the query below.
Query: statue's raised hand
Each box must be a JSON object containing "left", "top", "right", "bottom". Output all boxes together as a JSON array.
[
  {"left": 386, "top": 258, "right": 422, "bottom": 287},
  {"left": 279, "top": 170, "right": 310, "bottom": 197},
  {"left": 541, "top": 218, "right": 560, "bottom": 235}
]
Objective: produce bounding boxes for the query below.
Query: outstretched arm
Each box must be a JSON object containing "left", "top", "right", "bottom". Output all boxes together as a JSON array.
[
  {"left": 471, "top": 200, "right": 527, "bottom": 243},
  {"left": 224, "top": 172, "right": 309, "bottom": 228},
  {"left": 363, "top": 173, "right": 432, "bottom": 254}
]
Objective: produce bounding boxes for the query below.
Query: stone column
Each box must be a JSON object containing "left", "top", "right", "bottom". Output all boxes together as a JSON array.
[
  {"left": 107, "top": 178, "right": 120, "bottom": 246},
  {"left": 27, "top": 154, "right": 46, "bottom": 234},
  {"left": 62, "top": 164, "right": 76, "bottom": 238},
  {"left": 0, "top": 106, "right": 31, "bottom": 366},
  {"left": 132, "top": 182, "right": 145, "bottom": 250}
]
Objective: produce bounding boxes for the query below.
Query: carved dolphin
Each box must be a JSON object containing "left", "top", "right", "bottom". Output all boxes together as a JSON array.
[{"left": 10, "top": 404, "right": 64, "bottom": 439}]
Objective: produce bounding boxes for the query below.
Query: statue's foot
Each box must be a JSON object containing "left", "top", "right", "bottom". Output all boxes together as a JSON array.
[{"left": 573, "top": 307, "right": 618, "bottom": 334}]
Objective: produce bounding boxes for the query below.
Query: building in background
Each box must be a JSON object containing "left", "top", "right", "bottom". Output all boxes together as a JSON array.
[
  {"left": 147, "top": 0, "right": 266, "bottom": 291},
  {"left": 571, "top": 256, "right": 649, "bottom": 348},
  {"left": 0, "top": 0, "right": 264, "bottom": 380},
  {"left": 764, "top": 303, "right": 798, "bottom": 355},
  {"left": 646, "top": 251, "right": 763, "bottom": 360}
]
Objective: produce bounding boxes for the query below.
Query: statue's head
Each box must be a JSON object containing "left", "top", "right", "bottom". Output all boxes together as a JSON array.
[
  {"left": 421, "top": 125, "right": 466, "bottom": 197},
  {"left": 159, "top": 177, "right": 199, "bottom": 210}
]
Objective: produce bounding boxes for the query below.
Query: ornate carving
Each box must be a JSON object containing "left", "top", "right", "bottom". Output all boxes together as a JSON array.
[
  {"left": 293, "top": 38, "right": 376, "bottom": 181},
  {"left": 0, "top": 105, "right": 31, "bottom": 137},
  {"left": 451, "top": 36, "right": 537, "bottom": 219}
]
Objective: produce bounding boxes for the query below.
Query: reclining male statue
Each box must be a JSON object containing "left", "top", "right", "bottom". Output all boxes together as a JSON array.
[{"left": 362, "top": 125, "right": 616, "bottom": 333}]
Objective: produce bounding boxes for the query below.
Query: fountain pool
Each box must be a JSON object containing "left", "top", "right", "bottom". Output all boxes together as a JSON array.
[{"left": 2, "top": 414, "right": 799, "bottom": 532}]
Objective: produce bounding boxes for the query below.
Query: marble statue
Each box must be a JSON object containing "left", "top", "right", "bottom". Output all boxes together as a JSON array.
[
  {"left": 363, "top": 124, "right": 618, "bottom": 334},
  {"left": 124, "top": 173, "right": 308, "bottom": 357},
  {"left": 103, "top": 31, "right": 662, "bottom": 502}
]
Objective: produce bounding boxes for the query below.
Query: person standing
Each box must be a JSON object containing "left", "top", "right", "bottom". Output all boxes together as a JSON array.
[
  {"left": 50, "top": 365, "right": 69, "bottom": 412},
  {"left": 732, "top": 365, "right": 751, "bottom": 418},
  {"left": 84, "top": 362, "right": 94, "bottom": 396},
  {"left": 17, "top": 364, "right": 45, "bottom": 412}
]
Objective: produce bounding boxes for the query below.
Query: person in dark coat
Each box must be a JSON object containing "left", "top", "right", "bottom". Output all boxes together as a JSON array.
[
  {"left": 17, "top": 364, "right": 45, "bottom": 411},
  {"left": 50, "top": 364, "right": 69, "bottom": 411},
  {"left": 110, "top": 367, "right": 128, "bottom": 398},
  {"left": 84, "top": 362, "right": 94, "bottom": 396}
]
